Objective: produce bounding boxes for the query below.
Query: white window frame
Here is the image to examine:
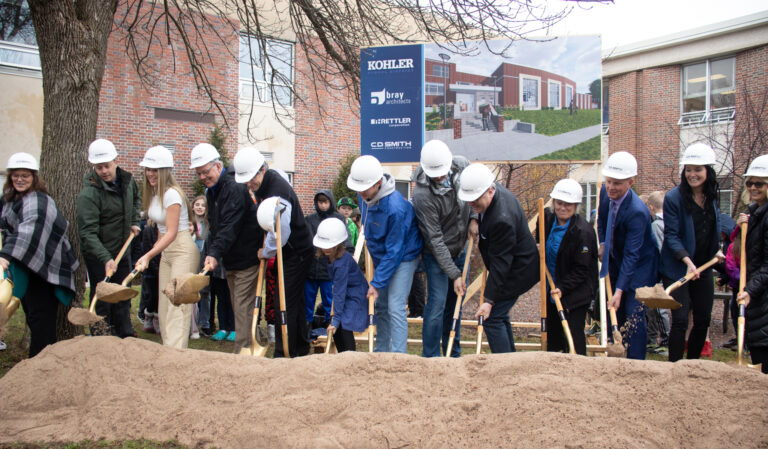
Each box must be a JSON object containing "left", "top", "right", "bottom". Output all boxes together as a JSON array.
[
  {"left": 239, "top": 34, "right": 294, "bottom": 108},
  {"left": 519, "top": 74, "right": 541, "bottom": 110},
  {"left": 548, "top": 79, "right": 561, "bottom": 109},
  {"left": 679, "top": 57, "right": 735, "bottom": 126},
  {"left": 425, "top": 82, "right": 443, "bottom": 96},
  {"left": 565, "top": 85, "right": 574, "bottom": 108},
  {"left": 0, "top": 40, "right": 40, "bottom": 70},
  {"left": 432, "top": 63, "right": 448, "bottom": 78}
]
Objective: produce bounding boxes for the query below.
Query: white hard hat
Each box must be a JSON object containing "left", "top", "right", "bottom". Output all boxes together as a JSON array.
[
  {"left": 602, "top": 151, "right": 637, "bottom": 180},
  {"left": 745, "top": 155, "right": 768, "bottom": 178},
  {"left": 233, "top": 147, "right": 266, "bottom": 183},
  {"left": 347, "top": 155, "right": 383, "bottom": 191},
  {"left": 257, "top": 196, "right": 284, "bottom": 232},
  {"left": 420, "top": 140, "right": 452, "bottom": 178},
  {"left": 550, "top": 179, "right": 583, "bottom": 204},
  {"left": 189, "top": 143, "right": 220, "bottom": 169},
  {"left": 88, "top": 139, "right": 117, "bottom": 164},
  {"left": 681, "top": 143, "right": 716, "bottom": 166},
  {"left": 313, "top": 218, "right": 348, "bottom": 249},
  {"left": 7, "top": 152, "right": 39, "bottom": 171},
  {"left": 139, "top": 145, "right": 173, "bottom": 168},
  {"left": 458, "top": 163, "right": 495, "bottom": 202}
]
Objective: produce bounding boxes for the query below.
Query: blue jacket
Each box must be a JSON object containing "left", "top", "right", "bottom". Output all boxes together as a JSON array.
[
  {"left": 597, "top": 186, "right": 658, "bottom": 291},
  {"left": 359, "top": 175, "right": 422, "bottom": 289},
  {"left": 328, "top": 252, "right": 369, "bottom": 332},
  {"left": 659, "top": 186, "right": 721, "bottom": 280}
]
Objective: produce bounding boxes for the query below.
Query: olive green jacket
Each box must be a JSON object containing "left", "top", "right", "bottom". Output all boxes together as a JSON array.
[{"left": 76, "top": 167, "right": 141, "bottom": 264}]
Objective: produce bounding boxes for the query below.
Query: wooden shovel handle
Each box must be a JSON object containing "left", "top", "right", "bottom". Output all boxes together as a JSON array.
[
  {"left": 664, "top": 256, "right": 720, "bottom": 295},
  {"left": 605, "top": 275, "right": 622, "bottom": 345},
  {"left": 737, "top": 222, "right": 748, "bottom": 365},
  {"left": 476, "top": 267, "right": 488, "bottom": 355},
  {"left": 545, "top": 268, "right": 576, "bottom": 354},
  {"left": 445, "top": 235, "right": 474, "bottom": 357},
  {"left": 275, "top": 212, "right": 290, "bottom": 358}
]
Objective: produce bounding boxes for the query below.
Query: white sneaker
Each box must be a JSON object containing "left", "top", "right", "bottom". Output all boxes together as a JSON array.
[
  {"left": 0, "top": 340, "right": 6, "bottom": 351},
  {"left": 267, "top": 324, "right": 275, "bottom": 343},
  {"left": 190, "top": 332, "right": 200, "bottom": 340}
]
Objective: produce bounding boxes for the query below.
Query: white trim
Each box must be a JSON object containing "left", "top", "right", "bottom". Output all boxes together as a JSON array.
[{"left": 519, "top": 74, "right": 541, "bottom": 110}]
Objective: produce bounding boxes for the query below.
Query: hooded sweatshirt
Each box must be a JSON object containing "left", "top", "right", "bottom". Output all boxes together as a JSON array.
[{"left": 306, "top": 189, "right": 348, "bottom": 280}]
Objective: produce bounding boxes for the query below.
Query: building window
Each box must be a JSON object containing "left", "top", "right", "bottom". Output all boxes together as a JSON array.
[
  {"left": 680, "top": 57, "right": 735, "bottom": 125},
  {"left": 548, "top": 80, "right": 561, "bottom": 109},
  {"left": 395, "top": 180, "right": 410, "bottom": 200},
  {"left": 433, "top": 64, "right": 448, "bottom": 78},
  {"left": 0, "top": 0, "right": 40, "bottom": 70},
  {"left": 602, "top": 81, "right": 609, "bottom": 135},
  {"left": 425, "top": 82, "right": 443, "bottom": 96},
  {"left": 565, "top": 85, "right": 573, "bottom": 108},
  {"left": 521, "top": 76, "right": 540, "bottom": 110},
  {"left": 718, "top": 176, "right": 734, "bottom": 216},
  {"left": 239, "top": 34, "right": 294, "bottom": 107},
  {"left": 581, "top": 182, "right": 598, "bottom": 218}
]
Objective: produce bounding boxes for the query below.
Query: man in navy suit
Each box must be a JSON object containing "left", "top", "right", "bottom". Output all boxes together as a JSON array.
[{"left": 598, "top": 151, "right": 659, "bottom": 359}]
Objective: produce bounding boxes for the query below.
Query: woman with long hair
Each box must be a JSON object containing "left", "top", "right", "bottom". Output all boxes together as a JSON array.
[
  {"left": 135, "top": 146, "right": 199, "bottom": 348},
  {"left": 736, "top": 155, "right": 768, "bottom": 373},
  {"left": 0, "top": 153, "right": 79, "bottom": 357},
  {"left": 659, "top": 143, "right": 724, "bottom": 362}
]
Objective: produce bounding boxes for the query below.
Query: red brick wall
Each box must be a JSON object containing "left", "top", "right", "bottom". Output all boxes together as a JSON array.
[
  {"left": 96, "top": 3, "right": 238, "bottom": 197},
  {"left": 734, "top": 46, "right": 768, "bottom": 184},
  {"left": 293, "top": 39, "right": 360, "bottom": 213}
]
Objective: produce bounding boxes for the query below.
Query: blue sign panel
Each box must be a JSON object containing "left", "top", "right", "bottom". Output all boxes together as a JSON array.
[{"left": 360, "top": 44, "right": 424, "bottom": 163}]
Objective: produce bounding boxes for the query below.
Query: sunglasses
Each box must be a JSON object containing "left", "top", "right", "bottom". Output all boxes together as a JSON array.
[{"left": 746, "top": 181, "right": 767, "bottom": 188}]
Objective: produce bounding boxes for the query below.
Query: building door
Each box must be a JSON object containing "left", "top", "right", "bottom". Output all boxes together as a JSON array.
[{"left": 456, "top": 93, "right": 475, "bottom": 113}]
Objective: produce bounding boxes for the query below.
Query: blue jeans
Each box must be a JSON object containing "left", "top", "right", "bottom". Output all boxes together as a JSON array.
[
  {"left": 374, "top": 258, "right": 418, "bottom": 353},
  {"left": 305, "top": 279, "right": 333, "bottom": 323},
  {"left": 422, "top": 251, "right": 466, "bottom": 357},
  {"left": 484, "top": 297, "right": 518, "bottom": 353}
]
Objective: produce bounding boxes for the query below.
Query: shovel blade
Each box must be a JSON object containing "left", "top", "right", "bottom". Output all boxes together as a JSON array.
[{"left": 95, "top": 281, "right": 138, "bottom": 303}]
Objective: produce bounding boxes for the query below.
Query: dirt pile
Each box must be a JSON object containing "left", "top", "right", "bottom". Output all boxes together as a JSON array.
[{"left": 1, "top": 336, "right": 767, "bottom": 448}]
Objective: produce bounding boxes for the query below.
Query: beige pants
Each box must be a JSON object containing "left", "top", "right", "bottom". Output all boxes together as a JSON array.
[
  {"left": 158, "top": 231, "right": 200, "bottom": 349},
  {"left": 226, "top": 265, "right": 259, "bottom": 353}
]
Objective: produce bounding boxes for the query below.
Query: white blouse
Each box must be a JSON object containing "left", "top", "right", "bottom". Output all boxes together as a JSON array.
[{"left": 147, "top": 188, "right": 189, "bottom": 234}]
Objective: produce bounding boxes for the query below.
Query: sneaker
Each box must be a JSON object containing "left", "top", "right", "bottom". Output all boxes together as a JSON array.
[
  {"left": 0, "top": 340, "right": 6, "bottom": 351},
  {"left": 701, "top": 340, "right": 712, "bottom": 358},
  {"left": 723, "top": 338, "right": 737, "bottom": 350},
  {"left": 586, "top": 322, "right": 601, "bottom": 336},
  {"left": 655, "top": 346, "right": 669, "bottom": 357},
  {"left": 226, "top": 331, "right": 236, "bottom": 342},
  {"left": 267, "top": 324, "right": 275, "bottom": 343},
  {"left": 190, "top": 332, "right": 200, "bottom": 340},
  {"left": 647, "top": 343, "right": 659, "bottom": 353},
  {"left": 199, "top": 328, "right": 212, "bottom": 338},
  {"left": 152, "top": 315, "right": 161, "bottom": 334},
  {"left": 211, "top": 330, "right": 228, "bottom": 341},
  {"left": 143, "top": 316, "right": 155, "bottom": 333}
]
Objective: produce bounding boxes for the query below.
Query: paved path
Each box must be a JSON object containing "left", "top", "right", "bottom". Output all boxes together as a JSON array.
[{"left": 426, "top": 123, "right": 601, "bottom": 161}]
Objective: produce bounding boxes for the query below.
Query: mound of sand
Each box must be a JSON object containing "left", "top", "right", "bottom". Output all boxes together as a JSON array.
[{"left": 1, "top": 336, "right": 767, "bottom": 448}]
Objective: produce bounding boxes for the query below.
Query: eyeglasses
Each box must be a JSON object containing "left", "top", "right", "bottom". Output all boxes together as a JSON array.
[
  {"left": 746, "top": 181, "right": 766, "bottom": 188},
  {"left": 11, "top": 173, "right": 32, "bottom": 180}
]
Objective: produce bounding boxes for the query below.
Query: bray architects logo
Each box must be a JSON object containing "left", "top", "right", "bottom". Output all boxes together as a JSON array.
[{"left": 370, "top": 88, "right": 411, "bottom": 106}]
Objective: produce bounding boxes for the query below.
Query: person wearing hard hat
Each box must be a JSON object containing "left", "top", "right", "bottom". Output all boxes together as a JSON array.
[
  {"left": 459, "top": 163, "right": 539, "bottom": 353},
  {"left": 411, "top": 139, "right": 477, "bottom": 357},
  {"left": 133, "top": 146, "right": 199, "bottom": 348},
  {"left": 597, "top": 151, "right": 658, "bottom": 360},
  {"left": 347, "top": 155, "right": 422, "bottom": 353},
  {"left": 76, "top": 139, "right": 141, "bottom": 337},
  {"left": 537, "top": 179, "right": 598, "bottom": 355},
  {"left": 336, "top": 197, "right": 359, "bottom": 247},
  {"left": 660, "top": 143, "right": 725, "bottom": 362},
  {"left": 0, "top": 153, "right": 79, "bottom": 357},
  {"left": 190, "top": 143, "right": 263, "bottom": 352},
  {"left": 313, "top": 218, "right": 369, "bottom": 352},
  {"left": 735, "top": 155, "right": 768, "bottom": 373},
  {"left": 234, "top": 146, "right": 313, "bottom": 357}
]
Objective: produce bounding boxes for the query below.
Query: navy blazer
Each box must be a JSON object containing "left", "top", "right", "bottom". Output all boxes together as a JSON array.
[
  {"left": 659, "top": 186, "right": 721, "bottom": 280},
  {"left": 597, "top": 186, "right": 658, "bottom": 291},
  {"left": 328, "top": 251, "right": 369, "bottom": 332}
]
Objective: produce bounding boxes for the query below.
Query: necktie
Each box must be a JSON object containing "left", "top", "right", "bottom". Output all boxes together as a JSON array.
[{"left": 600, "top": 200, "right": 617, "bottom": 278}]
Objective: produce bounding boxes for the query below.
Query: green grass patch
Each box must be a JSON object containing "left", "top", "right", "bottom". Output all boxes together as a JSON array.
[
  {"left": 532, "top": 135, "right": 601, "bottom": 161},
  {"left": 502, "top": 108, "right": 600, "bottom": 136}
]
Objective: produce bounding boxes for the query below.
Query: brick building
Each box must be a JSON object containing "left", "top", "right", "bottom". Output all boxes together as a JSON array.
[{"left": 602, "top": 11, "right": 768, "bottom": 215}]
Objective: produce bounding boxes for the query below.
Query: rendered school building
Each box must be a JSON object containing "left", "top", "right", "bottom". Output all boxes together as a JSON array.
[{"left": 601, "top": 10, "right": 768, "bottom": 215}]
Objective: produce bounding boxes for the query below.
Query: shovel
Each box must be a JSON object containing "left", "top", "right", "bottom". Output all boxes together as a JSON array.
[
  {"left": 272, "top": 206, "right": 291, "bottom": 358},
  {"left": 239, "top": 249, "right": 268, "bottom": 357},
  {"left": 475, "top": 267, "right": 488, "bottom": 355},
  {"left": 604, "top": 276, "right": 625, "bottom": 357},
  {"left": 353, "top": 225, "right": 365, "bottom": 263},
  {"left": 364, "top": 244, "right": 375, "bottom": 352},
  {"left": 636, "top": 257, "right": 719, "bottom": 309},
  {"left": 324, "top": 297, "right": 338, "bottom": 354},
  {"left": 164, "top": 266, "right": 211, "bottom": 306},
  {"left": 544, "top": 268, "right": 576, "bottom": 355},
  {"left": 68, "top": 234, "right": 135, "bottom": 326},
  {"left": 95, "top": 267, "right": 142, "bottom": 303},
  {"left": 0, "top": 233, "right": 19, "bottom": 326},
  {"left": 445, "top": 235, "right": 474, "bottom": 357},
  {"left": 735, "top": 222, "right": 762, "bottom": 370}
]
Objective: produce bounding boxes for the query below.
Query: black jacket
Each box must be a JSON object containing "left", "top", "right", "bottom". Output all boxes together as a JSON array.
[
  {"left": 305, "top": 189, "right": 348, "bottom": 280},
  {"left": 478, "top": 183, "right": 540, "bottom": 302},
  {"left": 205, "top": 167, "right": 262, "bottom": 271},
  {"left": 744, "top": 201, "right": 768, "bottom": 348},
  {"left": 254, "top": 169, "right": 313, "bottom": 259},
  {"left": 539, "top": 209, "right": 598, "bottom": 311}
]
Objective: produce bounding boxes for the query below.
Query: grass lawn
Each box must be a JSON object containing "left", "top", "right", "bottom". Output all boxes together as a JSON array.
[
  {"left": 502, "top": 108, "right": 600, "bottom": 136},
  {"left": 532, "top": 135, "right": 601, "bottom": 161}
]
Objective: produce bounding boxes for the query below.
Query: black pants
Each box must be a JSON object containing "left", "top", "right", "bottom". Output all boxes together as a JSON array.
[
  {"left": 139, "top": 274, "right": 159, "bottom": 315},
  {"left": 546, "top": 301, "right": 587, "bottom": 355},
  {"left": 664, "top": 269, "right": 714, "bottom": 362},
  {"left": 85, "top": 256, "right": 134, "bottom": 337},
  {"left": 333, "top": 325, "right": 356, "bottom": 352},
  {"left": 209, "top": 276, "right": 233, "bottom": 332},
  {"left": 750, "top": 346, "right": 768, "bottom": 374},
  {"left": 273, "top": 251, "right": 311, "bottom": 358},
  {"left": 20, "top": 271, "right": 59, "bottom": 357}
]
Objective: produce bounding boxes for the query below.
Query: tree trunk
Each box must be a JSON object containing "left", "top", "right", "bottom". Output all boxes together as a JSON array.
[{"left": 28, "top": 0, "right": 118, "bottom": 340}]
